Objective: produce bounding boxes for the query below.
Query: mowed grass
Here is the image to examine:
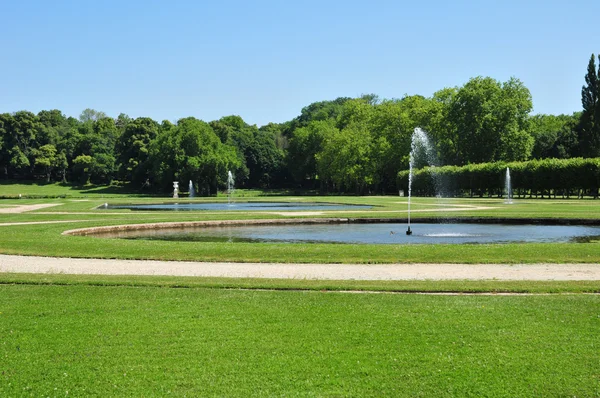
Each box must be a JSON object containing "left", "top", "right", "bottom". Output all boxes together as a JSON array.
[
  {"left": 1, "top": 284, "right": 599, "bottom": 397},
  {"left": 2, "top": 272, "right": 599, "bottom": 293}
]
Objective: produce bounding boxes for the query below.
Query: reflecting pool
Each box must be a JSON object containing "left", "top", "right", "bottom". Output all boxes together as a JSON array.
[{"left": 94, "top": 222, "right": 600, "bottom": 245}]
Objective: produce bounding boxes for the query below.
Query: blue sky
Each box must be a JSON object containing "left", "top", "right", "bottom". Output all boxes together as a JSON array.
[{"left": 1, "top": 0, "right": 598, "bottom": 126}]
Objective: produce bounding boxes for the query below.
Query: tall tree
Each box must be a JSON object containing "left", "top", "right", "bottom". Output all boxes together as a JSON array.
[
  {"left": 287, "top": 120, "right": 338, "bottom": 186},
  {"left": 115, "top": 117, "right": 158, "bottom": 184},
  {"left": 79, "top": 108, "right": 107, "bottom": 123},
  {"left": 149, "top": 117, "right": 240, "bottom": 194},
  {"left": 447, "top": 76, "right": 533, "bottom": 165},
  {"left": 578, "top": 54, "right": 600, "bottom": 157}
]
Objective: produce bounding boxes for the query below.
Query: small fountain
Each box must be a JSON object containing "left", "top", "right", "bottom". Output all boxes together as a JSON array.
[
  {"left": 189, "top": 180, "right": 195, "bottom": 198},
  {"left": 505, "top": 167, "right": 513, "bottom": 204},
  {"left": 173, "top": 181, "right": 179, "bottom": 199},
  {"left": 227, "top": 171, "right": 235, "bottom": 205},
  {"left": 406, "top": 128, "right": 436, "bottom": 235}
]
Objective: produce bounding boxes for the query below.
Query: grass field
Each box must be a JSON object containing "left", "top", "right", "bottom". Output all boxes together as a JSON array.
[
  {"left": 1, "top": 284, "right": 599, "bottom": 397},
  {"left": 1, "top": 183, "right": 599, "bottom": 396}
]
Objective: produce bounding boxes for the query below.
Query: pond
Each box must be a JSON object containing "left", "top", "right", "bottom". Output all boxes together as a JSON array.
[
  {"left": 101, "top": 202, "right": 372, "bottom": 212},
  {"left": 93, "top": 222, "right": 600, "bottom": 245}
]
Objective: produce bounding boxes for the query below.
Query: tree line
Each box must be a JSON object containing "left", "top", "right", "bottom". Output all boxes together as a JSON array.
[{"left": 1, "top": 54, "right": 599, "bottom": 194}]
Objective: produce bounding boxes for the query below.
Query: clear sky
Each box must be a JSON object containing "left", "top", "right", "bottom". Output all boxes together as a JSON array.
[{"left": 1, "top": 0, "right": 598, "bottom": 126}]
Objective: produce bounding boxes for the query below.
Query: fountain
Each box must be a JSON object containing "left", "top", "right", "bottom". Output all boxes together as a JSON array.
[
  {"left": 84, "top": 220, "right": 600, "bottom": 245},
  {"left": 407, "top": 152, "right": 414, "bottom": 235},
  {"left": 505, "top": 167, "right": 513, "bottom": 204},
  {"left": 407, "top": 128, "right": 436, "bottom": 235},
  {"left": 172, "top": 181, "right": 179, "bottom": 199},
  {"left": 227, "top": 171, "right": 235, "bottom": 205},
  {"left": 189, "top": 180, "right": 195, "bottom": 198}
]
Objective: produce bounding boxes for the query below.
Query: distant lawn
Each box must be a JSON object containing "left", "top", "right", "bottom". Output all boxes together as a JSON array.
[
  {"left": 0, "top": 180, "right": 144, "bottom": 198},
  {"left": 0, "top": 180, "right": 310, "bottom": 199},
  {"left": 1, "top": 284, "right": 598, "bottom": 397}
]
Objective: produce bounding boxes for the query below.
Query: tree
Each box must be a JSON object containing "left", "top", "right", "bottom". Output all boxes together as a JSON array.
[
  {"left": 115, "top": 117, "right": 158, "bottom": 184},
  {"left": 79, "top": 108, "right": 107, "bottom": 123},
  {"left": 33, "top": 144, "right": 58, "bottom": 182},
  {"left": 0, "top": 114, "right": 9, "bottom": 177},
  {"left": 149, "top": 117, "right": 240, "bottom": 194},
  {"left": 246, "top": 128, "right": 285, "bottom": 188},
  {"left": 287, "top": 120, "right": 338, "bottom": 186},
  {"left": 529, "top": 114, "right": 580, "bottom": 158},
  {"left": 71, "top": 117, "right": 118, "bottom": 183},
  {"left": 447, "top": 77, "right": 533, "bottom": 165},
  {"left": 370, "top": 95, "right": 439, "bottom": 191},
  {"left": 72, "top": 155, "right": 93, "bottom": 184},
  {"left": 209, "top": 115, "right": 253, "bottom": 186},
  {"left": 578, "top": 54, "right": 600, "bottom": 157},
  {"left": 316, "top": 122, "right": 388, "bottom": 194},
  {"left": 0, "top": 111, "right": 44, "bottom": 178},
  {"left": 289, "top": 97, "right": 351, "bottom": 130}
]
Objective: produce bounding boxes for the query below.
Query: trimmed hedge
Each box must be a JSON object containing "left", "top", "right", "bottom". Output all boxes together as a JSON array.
[{"left": 397, "top": 158, "right": 600, "bottom": 198}]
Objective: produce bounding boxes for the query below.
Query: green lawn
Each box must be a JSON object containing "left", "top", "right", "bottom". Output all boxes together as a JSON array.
[
  {"left": 2, "top": 272, "right": 599, "bottom": 293},
  {"left": 1, "top": 284, "right": 598, "bottom": 397}
]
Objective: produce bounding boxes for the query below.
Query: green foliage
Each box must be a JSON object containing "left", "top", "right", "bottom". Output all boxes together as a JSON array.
[
  {"left": 2, "top": 61, "right": 599, "bottom": 193},
  {"left": 209, "top": 116, "right": 285, "bottom": 188},
  {"left": 32, "top": 144, "right": 58, "bottom": 182},
  {"left": 115, "top": 117, "right": 159, "bottom": 185},
  {"left": 149, "top": 117, "right": 241, "bottom": 194},
  {"left": 398, "top": 158, "right": 600, "bottom": 198},
  {"left": 577, "top": 54, "right": 600, "bottom": 157},
  {"left": 287, "top": 120, "right": 338, "bottom": 185},
  {"left": 78, "top": 108, "right": 107, "bottom": 122},
  {"left": 447, "top": 77, "right": 533, "bottom": 164},
  {"left": 529, "top": 113, "right": 580, "bottom": 158},
  {"left": 317, "top": 122, "right": 373, "bottom": 193}
]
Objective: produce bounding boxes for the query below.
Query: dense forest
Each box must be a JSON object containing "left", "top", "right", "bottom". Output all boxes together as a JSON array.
[{"left": 1, "top": 54, "right": 599, "bottom": 195}]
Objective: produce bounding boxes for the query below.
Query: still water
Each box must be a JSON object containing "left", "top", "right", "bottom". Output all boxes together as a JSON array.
[{"left": 96, "top": 223, "right": 600, "bottom": 244}]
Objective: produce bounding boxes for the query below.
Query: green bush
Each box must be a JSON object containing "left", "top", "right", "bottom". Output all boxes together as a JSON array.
[{"left": 398, "top": 158, "right": 600, "bottom": 198}]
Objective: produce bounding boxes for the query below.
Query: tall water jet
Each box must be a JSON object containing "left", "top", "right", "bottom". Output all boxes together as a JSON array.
[
  {"left": 189, "top": 180, "right": 195, "bottom": 198},
  {"left": 505, "top": 167, "right": 513, "bottom": 204},
  {"left": 227, "top": 171, "right": 235, "bottom": 205},
  {"left": 407, "top": 152, "right": 414, "bottom": 235},
  {"left": 406, "top": 128, "right": 436, "bottom": 235}
]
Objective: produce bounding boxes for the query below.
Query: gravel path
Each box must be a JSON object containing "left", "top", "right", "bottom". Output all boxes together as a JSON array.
[
  {"left": 0, "top": 203, "right": 61, "bottom": 213},
  {"left": 0, "top": 254, "right": 598, "bottom": 280}
]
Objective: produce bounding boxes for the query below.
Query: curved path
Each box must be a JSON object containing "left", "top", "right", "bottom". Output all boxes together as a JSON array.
[{"left": 0, "top": 254, "right": 599, "bottom": 280}]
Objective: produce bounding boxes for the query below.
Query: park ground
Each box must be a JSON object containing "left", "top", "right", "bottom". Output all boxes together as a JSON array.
[{"left": 0, "top": 183, "right": 599, "bottom": 396}]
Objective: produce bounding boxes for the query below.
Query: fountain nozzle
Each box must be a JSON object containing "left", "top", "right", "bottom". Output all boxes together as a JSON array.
[{"left": 406, "top": 227, "right": 412, "bottom": 235}]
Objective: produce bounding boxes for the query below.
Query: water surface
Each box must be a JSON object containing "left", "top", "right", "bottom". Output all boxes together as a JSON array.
[{"left": 96, "top": 223, "right": 600, "bottom": 245}]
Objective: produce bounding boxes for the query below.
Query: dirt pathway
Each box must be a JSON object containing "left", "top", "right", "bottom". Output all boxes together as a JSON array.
[
  {"left": 0, "top": 203, "right": 62, "bottom": 213},
  {"left": 0, "top": 254, "right": 598, "bottom": 280}
]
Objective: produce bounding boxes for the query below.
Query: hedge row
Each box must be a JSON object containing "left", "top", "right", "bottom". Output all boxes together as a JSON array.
[{"left": 397, "top": 158, "right": 600, "bottom": 198}]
